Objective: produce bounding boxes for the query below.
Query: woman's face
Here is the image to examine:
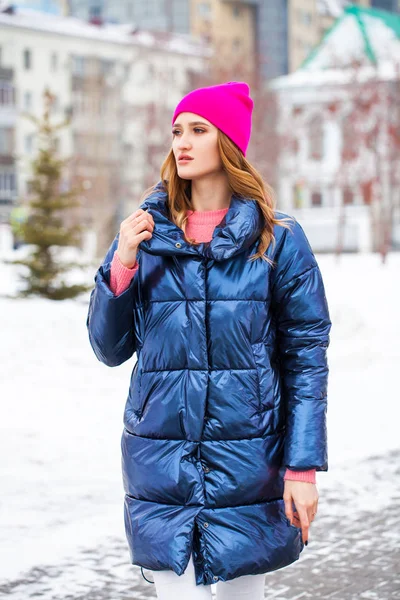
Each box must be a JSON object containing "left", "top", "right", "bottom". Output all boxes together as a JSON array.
[{"left": 171, "top": 112, "right": 222, "bottom": 180}]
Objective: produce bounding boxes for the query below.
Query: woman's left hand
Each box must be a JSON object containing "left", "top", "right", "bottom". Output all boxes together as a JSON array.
[{"left": 283, "top": 480, "right": 319, "bottom": 545}]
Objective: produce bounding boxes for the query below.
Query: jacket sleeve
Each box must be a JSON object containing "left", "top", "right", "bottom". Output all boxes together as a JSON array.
[
  {"left": 271, "top": 219, "right": 332, "bottom": 472},
  {"left": 109, "top": 251, "right": 139, "bottom": 296},
  {"left": 86, "top": 233, "right": 138, "bottom": 367}
]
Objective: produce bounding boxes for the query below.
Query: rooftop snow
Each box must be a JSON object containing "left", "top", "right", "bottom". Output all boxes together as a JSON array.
[
  {"left": 270, "top": 59, "right": 399, "bottom": 90},
  {"left": 0, "top": 6, "right": 209, "bottom": 56},
  {"left": 299, "top": 5, "right": 400, "bottom": 73}
]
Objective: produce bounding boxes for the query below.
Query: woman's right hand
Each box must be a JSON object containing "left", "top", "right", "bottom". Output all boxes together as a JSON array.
[{"left": 116, "top": 208, "right": 154, "bottom": 268}]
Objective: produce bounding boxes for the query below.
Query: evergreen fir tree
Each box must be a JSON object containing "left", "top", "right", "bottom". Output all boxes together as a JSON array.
[{"left": 12, "top": 88, "right": 92, "bottom": 300}]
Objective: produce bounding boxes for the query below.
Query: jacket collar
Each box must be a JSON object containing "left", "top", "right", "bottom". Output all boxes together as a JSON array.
[{"left": 138, "top": 181, "right": 264, "bottom": 262}]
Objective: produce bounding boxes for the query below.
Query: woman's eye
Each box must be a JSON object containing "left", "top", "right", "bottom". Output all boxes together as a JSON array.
[{"left": 172, "top": 128, "right": 205, "bottom": 136}]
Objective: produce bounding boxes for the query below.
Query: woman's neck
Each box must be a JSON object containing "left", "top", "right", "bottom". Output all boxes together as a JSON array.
[{"left": 190, "top": 174, "right": 231, "bottom": 211}]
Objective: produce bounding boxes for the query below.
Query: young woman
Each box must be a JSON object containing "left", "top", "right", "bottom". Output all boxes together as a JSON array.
[{"left": 86, "top": 81, "right": 332, "bottom": 600}]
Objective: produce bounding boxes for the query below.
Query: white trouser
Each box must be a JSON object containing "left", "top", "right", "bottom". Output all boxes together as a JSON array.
[{"left": 152, "top": 554, "right": 266, "bottom": 600}]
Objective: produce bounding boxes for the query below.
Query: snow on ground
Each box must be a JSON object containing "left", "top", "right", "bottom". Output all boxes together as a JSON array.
[{"left": 0, "top": 244, "right": 399, "bottom": 584}]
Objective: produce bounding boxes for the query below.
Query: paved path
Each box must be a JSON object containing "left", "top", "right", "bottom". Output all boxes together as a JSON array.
[{"left": 1, "top": 449, "right": 399, "bottom": 600}]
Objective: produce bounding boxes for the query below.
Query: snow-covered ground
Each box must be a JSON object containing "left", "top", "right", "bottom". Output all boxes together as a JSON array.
[{"left": 1, "top": 241, "right": 399, "bottom": 587}]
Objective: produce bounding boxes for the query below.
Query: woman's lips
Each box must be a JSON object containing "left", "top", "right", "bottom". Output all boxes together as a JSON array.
[{"left": 178, "top": 157, "right": 193, "bottom": 163}]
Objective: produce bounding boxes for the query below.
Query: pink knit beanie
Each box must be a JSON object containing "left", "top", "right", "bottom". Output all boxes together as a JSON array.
[{"left": 172, "top": 81, "right": 254, "bottom": 156}]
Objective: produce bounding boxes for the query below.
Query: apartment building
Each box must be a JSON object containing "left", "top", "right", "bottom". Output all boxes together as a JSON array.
[
  {"left": 0, "top": 5, "right": 206, "bottom": 254},
  {"left": 192, "top": 0, "right": 256, "bottom": 83}
]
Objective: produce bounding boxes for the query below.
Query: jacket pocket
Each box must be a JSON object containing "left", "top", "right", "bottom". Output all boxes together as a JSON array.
[
  {"left": 251, "top": 342, "right": 275, "bottom": 413},
  {"left": 130, "top": 351, "right": 145, "bottom": 417},
  {"left": 250, "top": 345, "right": 263, "bottom": 413},
  {"left": 133, "top": 303, "right": 146, "bottom": 349},
  {"left": 179, "top": 409, "right": 187, "bottom": 438}
]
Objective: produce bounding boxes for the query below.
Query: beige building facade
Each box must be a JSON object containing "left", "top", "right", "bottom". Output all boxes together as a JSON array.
[{"left": 190, "top": 0, "right": 257, "bottom": 83}]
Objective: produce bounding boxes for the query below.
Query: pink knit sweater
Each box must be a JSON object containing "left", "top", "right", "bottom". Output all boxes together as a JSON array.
[{"left": 109, "top": 207, "right": 316, "bottom": 484}]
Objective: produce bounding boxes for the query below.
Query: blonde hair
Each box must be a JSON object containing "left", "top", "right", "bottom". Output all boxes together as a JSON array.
[{"left": 141, "top": 130, "right": 294, "bottom": 266}]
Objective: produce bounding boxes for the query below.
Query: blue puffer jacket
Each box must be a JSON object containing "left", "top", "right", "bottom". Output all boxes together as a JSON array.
[{"left": 86, "top": 183, "right": 332, "bottom": 586}]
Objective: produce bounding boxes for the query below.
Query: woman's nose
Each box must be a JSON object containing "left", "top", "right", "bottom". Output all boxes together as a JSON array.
[{"left": 177, "top": 136, "right": 191, "bottom": 149}]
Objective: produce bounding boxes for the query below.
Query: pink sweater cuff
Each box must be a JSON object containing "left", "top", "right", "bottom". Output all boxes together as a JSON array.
[
  {"left": 284, "top": 468, "right": 316, "bottom": 484},
  {"left": 109, "top": 251, "right": 139, "bottom": 296}
]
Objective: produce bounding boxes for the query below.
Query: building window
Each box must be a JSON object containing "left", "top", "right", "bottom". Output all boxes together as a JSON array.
[
  {"left": 71, "top": 55, "right": 86, "bottom": 77},
  {"left": 126, "top": 3, "right": 133, "bottom": 20},
  {"left": 72, "top": 90, "right": 83, "bottom": 114},
  {"left": 342, "top": 113, "right": 358, "bottom": 161},
  {"left": 233, "top": 38, "right": 241, "bottom": 52},
  {"left": 361, "top": 180, "right": 373, "bottom": 205},
  {"left": 89, "top": 5, "right": 102, "bottom": 18},
  {"left": 343, "top": 188, "right": 354, "bottom": 205},
  {"left": 50, "top": 52, "right": 58, "bottom": 72},
  {"left": 0, "top": 82, "right": 14, "bottom": 106},
  {"left": 198, "top": 2, "right": 211, "bottom": 18},
  {"left": 298, "top": 9, "right": 312, "bottom": 25},
  {"left": 24, "top": 91, "right": 32, "bottom": 111},
  {"left": 309, "top": 115, "right": 324, "bottom": 160},
  {"left": 233, "top": 5, "right": 241, "bottom": 18},
  {"left": 0, "top": 127, "right": 13, "bottom": 154},
  {"left": 0, "top": 172, "right": 16, "bottom": 200},
  {"left": 25, "top": 134, "right": 34, "bottom": 154},
  {"left": 100, "top": 58, "right": 115, "bottom": 77},
  {"left": 23, "top": 49, "right": 32, "bottom": 70},
  {"left": 304, "top": 11, "right": 312, "bottom": 25},
  {"left": 311, "top": 192, "right": 322, "bottom": 207}
]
